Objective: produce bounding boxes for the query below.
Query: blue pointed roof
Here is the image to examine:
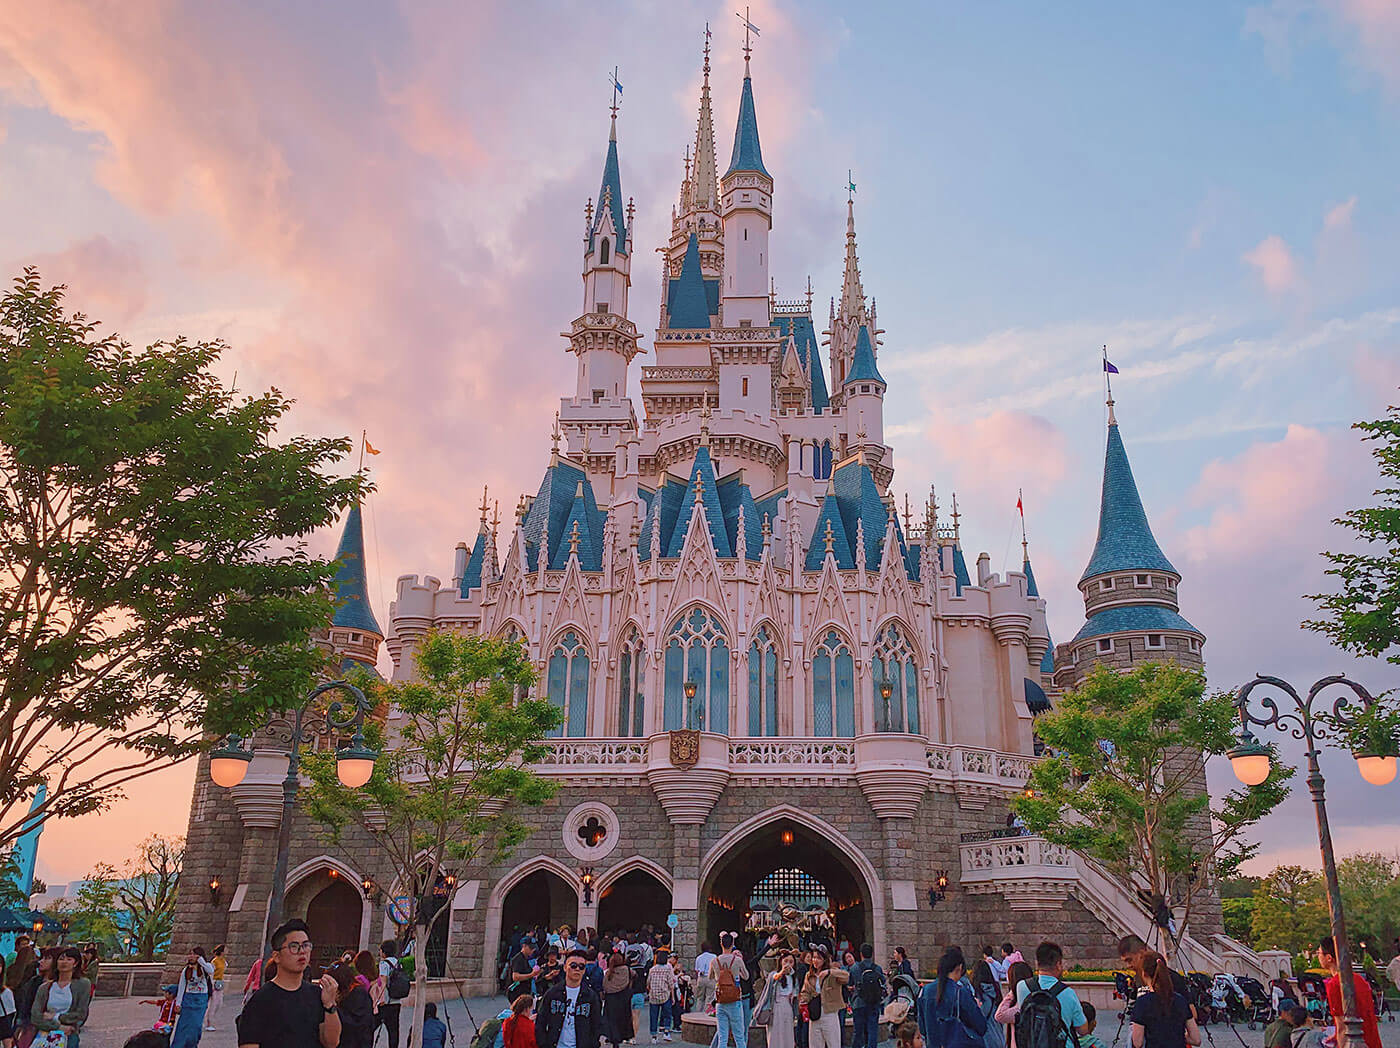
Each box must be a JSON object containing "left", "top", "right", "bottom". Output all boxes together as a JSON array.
[
  {"left": 1040, "top": 645, "right": 1054, "bottom": 675},
  {"left": 805, "top": 493, "right": 854, "bottom": 570},
  {"left": 951, "top": 546, "right": 971, "bottom": 594},
  {"left": 330, "top": 503, "right": 381, "bottom": 635},
  {"left": 550, "top": 483, "right": 602, "bottom": 570},
  {"left": 725, "top": 73, "right": 770, "bottom": 178},
  {"left": 522, "top": 458, "right": 604, "bottom": 572},
  {"left": 845, "top": 324, "right": 885, "bottom": 385},
  {"left": 803, "top": 457, "right": 906, "bottom": 573},
  {"left": 775, "top": 314, "right": 830, "bottom": 410},
  {"left": 1023, "top": 556, "right": 1040, "bottom": 598},
  {"left": 462, "top": 530, "right": 488, "bottom": 595},
  {"left": 1024, "top": 677, "right": 1052, "bottom": 714},
  {"left": 1080, "top": 423, "right": 1177, "bottom": 583},
  {"left": 588, "top": 127, "right": 627, "bottom": 258},
  {"left": 1071, "top": 603, "right": 1203, "bottom": 644},
  {"left": 668, "top": 233, "right": 712, "bottom": 329},
  {"left": 666, "top": 446, "right": 732, "bottom": 557}
]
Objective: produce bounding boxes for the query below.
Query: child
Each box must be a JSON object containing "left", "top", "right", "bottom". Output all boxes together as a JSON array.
[
  {"left": 139, "top": 984, "right": 179, "bottom": 1036},
  {"left": 422, "top": 1001, "right": 449, "bottom": 1048},
  {"left": 1079, "top": 1002, "right": 1107, "bottom": 1048},
  {"left": 895, "top": 1020, "right": 923, "bottom": 1048}
]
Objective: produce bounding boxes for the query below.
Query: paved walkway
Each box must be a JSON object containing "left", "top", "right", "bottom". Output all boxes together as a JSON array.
[{"left": 76, "top": 995, "right": 1400, "bottom": 1048}]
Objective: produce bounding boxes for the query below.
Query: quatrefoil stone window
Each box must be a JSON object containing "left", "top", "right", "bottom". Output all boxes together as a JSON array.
[{"left": 563, "top": 802, "right": 619, "bottom": 861}]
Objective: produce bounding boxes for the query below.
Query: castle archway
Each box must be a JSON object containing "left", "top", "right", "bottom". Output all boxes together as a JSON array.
[
  {"left": 300, "top": 876, "right": 363, "bottom": 975},
  {"left": 699, "top": 809, "right": 880, "bottom": 960},
  {"left": 597, "top": 868, "right": 672, "bottom": 940}
]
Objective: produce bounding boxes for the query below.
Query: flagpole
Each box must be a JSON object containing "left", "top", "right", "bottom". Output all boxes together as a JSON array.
[
  {"left": 359, "top": 429, "right": 366, "bottom": 474},
  {"left": 1102, "top": 344, "right": 1113, "bottom": 400}
]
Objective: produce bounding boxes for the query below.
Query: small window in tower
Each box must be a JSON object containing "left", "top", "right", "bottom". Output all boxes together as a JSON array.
[
  {"left": 1145, "top": 633, "right": 1165, "bottom": 649},
  {"left": 596, "top": 302, "right": 608, "bottom": 314},
  {"left": 742, "top": 192, "right": 751, "bottom": 201},
  {"left": 350, "top": 632, "right": 362, "bottom": 643},
  {"left": 739, "top": 319, "right": 752, "bottom": 328},
  {"left": 600, "top": 238, "right": 610, "bottom": 264},
  {"left": 742, "top": 377, "right": 749, "bottom": 396},
  {"left": 593, "top": 389, "right": 604, "bottom": 404},
  {"left": 744, "top": 229, "right": 748, "bottom": 241},
  {"left": 1099, "top": 578, "right": 1114, "bottom": 592},
  {"left": 1167, "top": 577, "right": 1177, "bottom": 590},
  {"left": 1135, "top": 574, "right": 1150, "bottom": 587},
  {"left": 1189, "top": 637, "right": 1200, "bottom": 651},
  {"left": 1097, "top": 638, "right": 1114, "bottom": 654}
]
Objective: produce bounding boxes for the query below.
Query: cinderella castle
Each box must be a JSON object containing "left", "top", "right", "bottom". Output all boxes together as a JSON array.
[{"left": 173, "top": 35, "right": 1259, "bottom": 990}]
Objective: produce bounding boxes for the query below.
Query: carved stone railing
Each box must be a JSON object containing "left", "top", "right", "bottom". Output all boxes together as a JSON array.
[
  {"left": 729, "top": 740, "right": 856, "bottom": 767},
  {"left": 538, "top": 740, "right": 648, "bottom": 766},
  {"left": 959, "top": 834, "right": 1077, "bottom": 909}
]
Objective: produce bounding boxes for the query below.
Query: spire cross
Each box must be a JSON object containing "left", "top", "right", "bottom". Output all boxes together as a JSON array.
[
  {"left": 703, "top": 21, "right": 712, "bottom": 71},
  {"left": 903, "top": 493, "right": 912, "bottom": 533},
  {"left": 491, "top": 499, "right": 500, "bottom": 537},
  {"left": 1019, "top": 486, "right": 1029, "bottom": 561},
  {"left": 951, "top": 492, "right": 961, "bottom": 543},
  {"left": 737, "top": 7, "right": 760, "bottom": 67}
]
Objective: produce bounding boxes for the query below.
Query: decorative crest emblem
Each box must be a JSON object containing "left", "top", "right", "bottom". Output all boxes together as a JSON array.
[{"left": 669, "top": 729, "right": 701, "bottom": 770}]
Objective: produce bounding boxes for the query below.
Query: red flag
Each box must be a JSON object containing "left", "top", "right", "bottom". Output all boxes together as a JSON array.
[{"left": 1016, "top": 495, "right": 1023, "bottom": 515}]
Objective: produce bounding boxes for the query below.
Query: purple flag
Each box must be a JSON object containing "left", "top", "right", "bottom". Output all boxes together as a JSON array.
[{"left": 1103, "top": 359, "right": 1119, "bottom": 374}]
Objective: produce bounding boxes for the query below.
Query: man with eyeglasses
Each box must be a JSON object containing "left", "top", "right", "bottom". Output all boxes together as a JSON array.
[
  {"left": 238, "top": 918, "right": 341, "bottom": 1048},
  {"left": 538, "top": 949, "right": 602, "bottom": 1048}
]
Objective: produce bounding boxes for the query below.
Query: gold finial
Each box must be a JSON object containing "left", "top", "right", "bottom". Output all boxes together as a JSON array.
[
  {"left": 951, "top": 492, "right": 961, "bottom": 544},
  {"left": 694, "top": 471, "right": 705, "bottom": 505},
  {"left": 761, "top": 513, "right": 771, "bottom": 538},
  {"left": 569, "top": 520, "right": 581, "bottom": 556},
  {"left": 551, "top": 411, "right": 561, "bottom": 453},
  {"left": 737, "top": 6, "right": 759, "bottom": 70},
  {"left": 903, "top": 493, "right": 912, "bottom": 533},
  {"left": 582, "top": 427, "right": 592, "bottom": 458},
  {"left": 517, "top": 493, "right": 528, "bottom": 521},
  {"left": 479, "top": 485, "right": 490, "bottom": 525},
  {"left": 823, "top": 519, "right": 835, "bottom": 554},
  {"left": 491, "top": 499, "right": 500, "bottom": 536},
  {"left": 855, "top": 412, "right": 868, "bottom": 445},
  {"left": 699, "top": 402, "right": 711, "bottom": 448}
]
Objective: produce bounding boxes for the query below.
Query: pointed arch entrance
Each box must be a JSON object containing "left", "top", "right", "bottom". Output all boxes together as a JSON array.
[
  {"left": 482, "top": 858, "right": 582, "bottom": 988},
  {"left": 597, "top": 861, "right": 672, "bottom": 939},
  {"left": 699, "top": 808, "right": 882, "bottom": 960},
  {"left": 295, "top": 874, "right": 363, "bottom": 975}
]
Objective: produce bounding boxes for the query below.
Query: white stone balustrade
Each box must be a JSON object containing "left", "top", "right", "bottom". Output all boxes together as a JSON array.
[{"left": 958, "top": 832, "right": 1079, "bottom": 909}]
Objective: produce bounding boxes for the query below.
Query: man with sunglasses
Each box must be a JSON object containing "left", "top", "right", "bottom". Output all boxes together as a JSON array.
[
  {"left": 238, "top": 919, "right": 341, "bottom": 1048},
  {"left": 538, "top": 949, "right": 602, "bottom": 1048}
]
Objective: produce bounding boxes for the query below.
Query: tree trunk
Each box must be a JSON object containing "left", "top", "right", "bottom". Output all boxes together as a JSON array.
[{"left": 411, "top": 927, "right": 428, "bottom": 1048}]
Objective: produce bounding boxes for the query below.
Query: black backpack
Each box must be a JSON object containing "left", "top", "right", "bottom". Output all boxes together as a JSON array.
[
  {"left": 858, "top": 963, "right": 885, "bottom": 1006},
  {"left": 387, "top": 959, "right": 411, "bottom": 1001},
  {"left": 1014, "top": 979, "right": 1078, "bottom": 1048}
]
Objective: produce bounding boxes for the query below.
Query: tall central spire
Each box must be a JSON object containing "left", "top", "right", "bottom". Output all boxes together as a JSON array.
[
  {"left": 692, "top": 27, "right": 719, "bottom": 212},
  {"left": 840, "top": 195, "right": 867, "bottom": 323}
]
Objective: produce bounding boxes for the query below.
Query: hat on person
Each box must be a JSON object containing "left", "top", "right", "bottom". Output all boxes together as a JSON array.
[
  {"left": 814, "top": 944, "right": 830, "bottom": 956},
  {"left": 162, "top": 984, "right": 178, "bottom": 994}
]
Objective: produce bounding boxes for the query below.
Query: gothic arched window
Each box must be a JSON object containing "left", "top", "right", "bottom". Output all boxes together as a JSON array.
[
  {"left": 501, "top": 624, "right": 529, "bottom": 704},
  {"left": 599, "top": 238, "right": 610, "bottom": 265},
  {"left": 747, "top": 625, "right": 779, "bottom": 737},
  {"left": 617, "top": 628, "right": 646, "bottom": 737},
  {"left": 811, "top": 629, "right": 855, "bottom": 738},
  {"left": 663, "top": 607, "right": 729, "bottom": 733},
  {"left": 872, "top": 624, "right": 919, "bottom": 734},
  {"left": 546, "top": 630, "right": 590, "bottom": 738}
]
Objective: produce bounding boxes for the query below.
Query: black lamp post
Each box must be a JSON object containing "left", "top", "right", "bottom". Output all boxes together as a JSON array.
[
  {"left": 208, "top": 679, "right": 378, "bottom": 963},
  {"left": 683, "top": 680, "right": 700, "bottom": 729},
  {"left": 1228, "top": 674, "right": 1395, "bottom": 1048}
]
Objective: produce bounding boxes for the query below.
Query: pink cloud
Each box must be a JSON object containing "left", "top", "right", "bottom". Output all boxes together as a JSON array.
[
  {"left": 922, "top": 410, "right": 1070, "bottom": 505},
  {"left": 1243, "top": 234, "right": 1302, "bottom": 293},
  {"left": 1323, "top": 194, "right": 1357, "bottom": 232},
  {"left": 1329, "top": 0, "right": 1400, "bottom": 96},
  {"left": 26, "top": 236, "right": 148, "bottom": 322}
]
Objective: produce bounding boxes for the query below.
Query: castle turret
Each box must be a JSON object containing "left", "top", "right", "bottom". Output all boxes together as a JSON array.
[
  {"left": 719, "top": 44, "right": 772, "bottom": 328},
  {"left": 844, "top": 323, "right": 886, "bottom": 451},
  {"left": 325, "top": 501, "right": 383, "bottom": 669},
  {"left": 1055, "top": 394, "right": 1203, "bottom": 688},
  {"left": 668, "top": 33, "right": 724, "bottom": 282}
]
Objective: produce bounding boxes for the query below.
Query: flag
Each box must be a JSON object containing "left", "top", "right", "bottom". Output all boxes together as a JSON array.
[
  {"left": 1103, "top": 359, "right": 1119, "bottom": 375},
  {"left": 1016, "top": 495, "right": 1023, "bottom": 516},
  {"left": 364, "top": 438, "right": 381, "bottom": 456}
]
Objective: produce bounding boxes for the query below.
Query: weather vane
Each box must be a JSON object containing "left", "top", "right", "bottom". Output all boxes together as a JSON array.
[
  {"left": 847, "top": 170, "right": 857, "bottom": 201},
  {"left": 737, "top": 7, "right": 760, "bottom": 65},
  {"left": 609, "top": 66, "right": 623, "bottom": 120}
]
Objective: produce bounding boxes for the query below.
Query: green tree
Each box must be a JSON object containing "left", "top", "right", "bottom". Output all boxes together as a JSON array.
[
  {"left": 1220, "top": 875, "right": 1263, "bottom": 899},
  {"left": 46, "top": 865, "right": 122, "bottom": 950},
  {"left": 1222, "top": 897, "right": 1255, "bottom": 945},
  {"left": 304, "top": 631, "right": 562, "bottom": 1048},
  {"left": 0, "top": 270, "right": 363, "bottom": 850},
  {"left": 0, "top": 849, "right": 30, "bottom": 909},
  {"left": 115, "top": 834, "right": 183, "bottom": 961},
  {"left": 1306, "top": 400, "right": 1400, "bottom": 665},
  {"left": 1013, "top": 663, "right": 1291, "bottom": 960},
  {"left": 1337, "top": 852, "right": 1400, "bottom": 952},
  {"left": 1250, "top": 865, "right": 1330, "bottom": 955}
]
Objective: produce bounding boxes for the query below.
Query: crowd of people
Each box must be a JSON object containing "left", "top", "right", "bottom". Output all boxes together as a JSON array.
[{"left": 0, "top": 937, "right": 99, "bottom": 1047}]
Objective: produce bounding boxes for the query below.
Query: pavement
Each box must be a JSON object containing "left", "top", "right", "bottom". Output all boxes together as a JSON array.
[{"left": 77, "top": 994, "right": 1400, "bottom": 1048}]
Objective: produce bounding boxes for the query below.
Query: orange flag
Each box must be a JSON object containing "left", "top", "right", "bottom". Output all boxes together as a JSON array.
[{"left": 364, "top": 438, "right": 381, "bottom": 456}]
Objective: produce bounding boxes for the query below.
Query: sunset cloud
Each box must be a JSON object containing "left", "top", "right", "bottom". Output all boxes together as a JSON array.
[{"left": 1243, "top": 234, "right": 1302, "bottom": 293}]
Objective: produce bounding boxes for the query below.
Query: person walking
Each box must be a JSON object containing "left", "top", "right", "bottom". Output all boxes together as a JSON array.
[
  {"left": 504, "top": 994, "right": 539, "bottom": 1048},
  {"left": 695, "top": 943, "right": 718, "bottom": 1016},
  {"left": 326, "top": 962, "right": 375, "bottom": 1048},
  {"left": 850, "top": 943, "right": 886, "bottom": 1048},
  {"left": 30, "top": 946, "right": 91, "bottom": 1048},
  {"left": 538, "top": 950, "right": 603, "bottom": 1048},
  {"left": 377, "top": 940, "right": 406, "bottom": 1048},
  {"left": 969, "top": 956, "right": 1004, "bottom": 1048},
  {"left": 1129, "top": 951, "right": 1200, "bottom": 1048},
  {"left": 236, "top": 918, "right": 342, "bottom": 1048},
  {"left": 764, "top": 952, "right": 800, "bottom": 1048},
  {"left": 170, "top": 947, "right": 215, "bottom": 1048},
  {"left": 916, "top": 947, "right": 985, "bottom": 1048},
  {"left": 994, "top": 962, "right": 1035, "bottom": 1048},
  {"left": 891, "top": 949, "right": 915, "bottom": 981},
  {"left": 648, "top": 950, "right": 679, "bottom": 1043},
  {"left": 800, "top": 945, "right": 849, "bottom": 1048},
  {"left": 1318, "top": 936, "right": 1382, "bottom": 1048},
  {"left": 710, "top": 933, "right": 750, "bottom": 1048},
  {"left": 205, "top": 944, "right": 227, "bottom": 1032},
  {"left": 602, "top": 952, "right": 635, "bottom": 1048}
]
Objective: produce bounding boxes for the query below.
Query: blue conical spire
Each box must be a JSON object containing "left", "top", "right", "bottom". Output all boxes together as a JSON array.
[
  {"left": 845, "top": 324, "right": 885, "bottom": 385},
  {"left": 668, "top": 233, "right": 711, "bottom": 328},
  {"left": 331, "top": 503, "right": 381, "bottom": 635},
  {"left": 589, "top": 117, "right": 627, "bottom": 258},
  {"left": 725, "top": 69, "right": 769, "bottom": 178},
  {"left": 1080, "top": 416, "right": 1177, "bottom": 584}
]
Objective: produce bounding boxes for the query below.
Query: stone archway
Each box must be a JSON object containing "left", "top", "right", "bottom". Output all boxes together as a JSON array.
[
  {"left": 298, "top": 876, "right": 363, "bottom": 975},
  {"left": 597, "top": 868, "right": 672, "bottom": 940},
  {"left": 482, "top": 857, "right": 582, "bottom": 987},
  {"left": 699, "top": 809, "right": 883, "bottom": 961}
]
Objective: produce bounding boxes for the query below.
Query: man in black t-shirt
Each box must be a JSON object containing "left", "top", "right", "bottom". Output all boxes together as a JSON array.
[
  {"left": 238, "top": 918, "right": 341, "bottom": 1048},
  {"left": 509, "top": 940, "right": 541, "bottom": 1000}
]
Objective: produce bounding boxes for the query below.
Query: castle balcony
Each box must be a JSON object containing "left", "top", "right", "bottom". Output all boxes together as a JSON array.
[{"left": 957, "top": 829, "right": 1079, "bottom": 909}]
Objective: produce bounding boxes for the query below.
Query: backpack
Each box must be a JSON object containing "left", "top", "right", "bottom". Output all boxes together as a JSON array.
[
  {"left": 387, "top": 958, "right": 411, "bottom": 1001},
  {"left": 715, "top": 956, "right": 741, "bottom": 1004},
  {"left": 472, "top": 1017, "right": 504, "bottom": 1048},
  {"left": 1014, "top": 979, "right": 1077, "bottom": 1048},
  {"left": 858, "top": 963, "right": 885, "bottom": 1006}
]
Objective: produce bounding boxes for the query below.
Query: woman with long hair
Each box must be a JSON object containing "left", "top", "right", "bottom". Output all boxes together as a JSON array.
[
  {"left": 916, "top": 947, "right": 986, "bottom": 1048},
  {"left": 31, "top": 946, "right": 91, "bottom": 1048},
  {"left": 353, "top": 950, "right": 384, "bottom": 1017},
  {"left": 327, "top": 961, "right": 376, "bottom": 1048},
  {"left": 0, "top": 955, "right": 16, "bottom": 1048},
  {"left": 970, "top": 958, "right": 1005, "bottom": 1048},
  {"left": 168, "top": 947, "right": 215, "bottom": 1048},
  {"left": 602, "top": 951, "right": 634, "bottom": 1048},
  {"left": 1129, "top": 952, "right": 1200, "bottom": 1048},
  {"left": 799, "top": 944, "right": 849, "bottom": 1048},
  {"left": 764, "top": 951, "right": 800, "bottom": 1048},
  {"left": 503, "top": 993, "right": 539, "bottom": 1048},
  {"left": 203, "top": 944, "right": 225, "bottom": 1032},
  {"left": 994, "top": 960, "right": 1036, "bottom": 1048}
]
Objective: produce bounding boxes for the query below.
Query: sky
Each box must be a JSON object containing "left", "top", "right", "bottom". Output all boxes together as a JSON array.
[{"left": 1, "top": 0, "right": 1397, "bottom": 886}]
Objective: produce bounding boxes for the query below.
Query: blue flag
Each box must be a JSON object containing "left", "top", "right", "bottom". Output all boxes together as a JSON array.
[{"left": 1103, "top": 359, "right": 1119, "bottom": 375}]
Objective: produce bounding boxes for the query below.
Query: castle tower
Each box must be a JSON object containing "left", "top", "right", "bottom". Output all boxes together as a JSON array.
[
  {"left": 323, "top": 501, "right": 384, "bottom": 669},
  {"left": 668, "top": 32, "right": 724, "bottom": 282},
  {"left": 843, "top": 323, "right": 886, "bottom": 456},
  {"left": 719, "top": 43, "right": 773, "bottom": 328},
  {"left": 1054, "top": 394, "right": 1203, "bottom": 689},
  {"left": 562, "top": 108, "right": 641, "bottom": 456},
  {"left": 828, "top": 194, "right": 870, "bottom": 389}
]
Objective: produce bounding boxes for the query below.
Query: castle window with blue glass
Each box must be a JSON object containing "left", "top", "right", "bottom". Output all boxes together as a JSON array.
[
  {"left": 872, "top": 624, "right": 919, "bottom": 734},
  {"left": 747, "top": 624, "right": 779, "bottom": 737},
  {"left": 546, "top": 630, "right": 590, "bottom": 738},
  {"left": 663, "top": 607, "right": 729, "bottom": 733},
  {"left": 811, "top": 629, "right": 855, "bottom": 738},
  {"left": 617, "top": 627, "right": 646, "bottom": 737}
]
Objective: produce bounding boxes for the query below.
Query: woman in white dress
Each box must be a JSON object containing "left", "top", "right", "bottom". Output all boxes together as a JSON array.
[{"left": 766, "top": 952, "right": 800, "bottom": 1048}]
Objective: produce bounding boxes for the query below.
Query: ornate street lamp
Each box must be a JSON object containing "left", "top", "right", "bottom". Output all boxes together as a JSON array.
[
  {"left": 1229, "top": 673, "right": 1393, "bottom": 1048},
  {"left": 580, "top": 867, "right": 595, "bottom": 906},
  {"left": 683, "top": 680, "right": 701, "bottom": 729},
  {"left": 208, "top": 679, "right": 378, "bottom": 962},
  {"left": 207, "top": 877, "right": 222, "bottom": 905}
]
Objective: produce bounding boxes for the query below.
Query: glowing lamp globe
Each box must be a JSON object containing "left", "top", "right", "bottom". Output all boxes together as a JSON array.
[
  {"left": 336, "top": 738, "right": 378, "bottom": 789},
  {"left": 209, "top": 742, "right": 253, "bottom": 788},
  {"left": 1355, "top": 753, "right": 1398, "bottom": 787},
  {"left": 1228, "top": 735, "right": 1272, "bottom": 787}
]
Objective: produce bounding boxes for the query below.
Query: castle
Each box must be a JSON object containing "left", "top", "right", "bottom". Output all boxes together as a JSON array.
[{"left": 173, "top": 36, "right": 1234, "bottom": 989}]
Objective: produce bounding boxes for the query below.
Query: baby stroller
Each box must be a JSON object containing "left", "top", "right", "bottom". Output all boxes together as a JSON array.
[
  {"left": 1295, "top": 973, "right": 1329, "bottom": 1023},
  {"left": 1186, "top": 972, "right": 1215, "bottom": 1024},
  {"left": 882, "top": 972, "right": 920, "bottom": 1036},
  {"left": 1236, "top": 976, "right": 1272, "bottom": 1028},
  {"left": 1211, "top": 973, "right": 1249, "bottom": 1025}
]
